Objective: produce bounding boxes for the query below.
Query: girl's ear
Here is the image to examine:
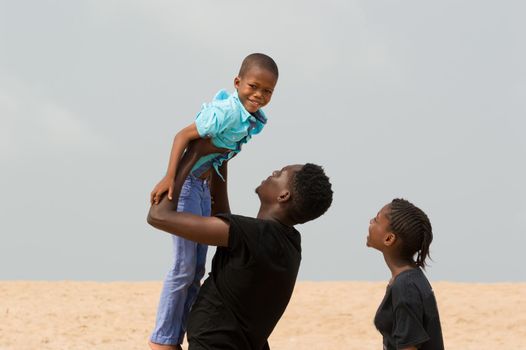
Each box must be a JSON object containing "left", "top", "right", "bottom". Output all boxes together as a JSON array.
[{"left": 383, "top": 232, "right": 397, "bottom": 247}]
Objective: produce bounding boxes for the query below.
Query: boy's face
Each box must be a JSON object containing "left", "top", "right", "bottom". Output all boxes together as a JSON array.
[{"left": 234, "top": 67, "right": 277, "bottom": 114}]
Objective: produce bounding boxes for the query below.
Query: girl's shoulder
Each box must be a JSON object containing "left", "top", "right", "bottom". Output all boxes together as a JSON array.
[{"left": 391, "top": 269, "right": 434, "bottom": 302}]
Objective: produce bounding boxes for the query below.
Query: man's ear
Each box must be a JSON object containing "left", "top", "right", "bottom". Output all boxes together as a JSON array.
[
  {"left": 234, "top": 76, "right": 241, "bottom": 89},
  {"left": 383, "top": 232, "right": 397, "bottom": 247},
  {"left": 277, "top": 190, "right": 291, "bottom": 203}
]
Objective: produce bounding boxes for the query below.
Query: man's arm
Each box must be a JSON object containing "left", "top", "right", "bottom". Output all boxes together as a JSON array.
[
  {"left": 147, "top": 200, "right": 229, "bottom": 246},
  {"left": 210, "top": 162, "right": 230, "bottom": 215}
]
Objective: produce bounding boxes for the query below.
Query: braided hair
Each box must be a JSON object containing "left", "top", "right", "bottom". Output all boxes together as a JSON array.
[{"left": 387, "top": 198, "right": 433, "bottom": 268}]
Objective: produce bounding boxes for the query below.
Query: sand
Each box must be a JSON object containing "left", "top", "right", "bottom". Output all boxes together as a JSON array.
[{"left": 0, "top": 281, "right": 525, "bottom": 349}]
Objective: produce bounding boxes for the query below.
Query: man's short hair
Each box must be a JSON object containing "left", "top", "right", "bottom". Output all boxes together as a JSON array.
[
  {"left": 290, "top": 163, "right": 333, "bottom": 224},
  {"left": 238, "top": 53, "right": 279, "bottom": 78}
]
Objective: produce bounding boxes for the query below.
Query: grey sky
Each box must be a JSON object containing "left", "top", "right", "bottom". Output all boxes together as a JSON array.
[{"left": 1, "top": 0, "right": 525, "bottom": 282}]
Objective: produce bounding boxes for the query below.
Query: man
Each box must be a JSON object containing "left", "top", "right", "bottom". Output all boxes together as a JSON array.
[{"left": 148, "top": 139, "right": 333, "bottom": 349}]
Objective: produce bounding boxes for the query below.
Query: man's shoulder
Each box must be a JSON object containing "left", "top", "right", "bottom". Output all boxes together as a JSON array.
[
  {"left": 227, "top": 214, "right": 263, "bottom": 227},
  {"left": 216, "top": 214, "right": 257, "bottom": 230},
  {"left": 225, "top": 214, "right": 290, "bottom": 232}
]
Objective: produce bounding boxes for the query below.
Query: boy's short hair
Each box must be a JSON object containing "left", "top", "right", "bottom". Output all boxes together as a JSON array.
[
  {"left": 239, "top": 53, "right": 279, "bottom": 79},
  {"left": 290, "top": 163, "right": 333, "bottom": 224}
]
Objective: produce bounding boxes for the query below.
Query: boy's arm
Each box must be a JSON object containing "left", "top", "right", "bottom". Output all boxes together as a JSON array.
[
  {"left": 150, "top": 123, "right": 201, "bottom": 204},
  {"left": 147, "top": 138, "right": 231, "bottom": 247},
  {"left": 168, "top": 138, "right": 228, "bottom": 209}
]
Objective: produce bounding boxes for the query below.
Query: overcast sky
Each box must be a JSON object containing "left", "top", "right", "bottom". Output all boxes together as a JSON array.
[{"left": 1, "top": 0, "right": 525, "bottom": 282}]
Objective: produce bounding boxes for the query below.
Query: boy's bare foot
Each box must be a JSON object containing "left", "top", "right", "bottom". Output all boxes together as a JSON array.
[{"left": 148, "top": 340, "right": 182, "bottom": 350}]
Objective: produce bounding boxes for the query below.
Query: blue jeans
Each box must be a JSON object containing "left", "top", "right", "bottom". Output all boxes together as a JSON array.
[{"left": 151, "top": 175, "right": 211, "bottom": 345}]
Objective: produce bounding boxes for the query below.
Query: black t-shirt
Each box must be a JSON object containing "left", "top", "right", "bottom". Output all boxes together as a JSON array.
[
  {"left": 374, "top": 268, "right": 444, "bottom": 350},
  {"left": 187, "top": 214, "right": 302, "bottom": 350}
]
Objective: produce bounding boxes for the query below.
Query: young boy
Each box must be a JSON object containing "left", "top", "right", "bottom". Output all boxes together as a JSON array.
[
  {"left": 149, "top": 53, "right": 279, "bottom": 350},
  {"left": 147, "top": 138, "right": 334, "bottom": 349}
]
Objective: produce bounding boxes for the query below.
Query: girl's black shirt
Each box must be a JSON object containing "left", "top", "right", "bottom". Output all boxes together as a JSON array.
[{"left": 374, "top": 268, "right": 444, "bottom": 350}]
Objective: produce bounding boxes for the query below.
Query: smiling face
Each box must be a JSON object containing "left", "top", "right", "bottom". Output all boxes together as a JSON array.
[
  {"left": 234, "top": 66, "right": 277, "bottom": 114},
  {"left": 255, "top": 164, "right": 303, "bottom": 203},
  {"left": 367, "top": 204, "right": 394, "bottom": 250}
]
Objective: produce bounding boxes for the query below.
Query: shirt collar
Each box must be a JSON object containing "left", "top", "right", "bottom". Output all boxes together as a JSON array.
[{"left": 233, "top": 90, "right": 267, "bottom": 124}]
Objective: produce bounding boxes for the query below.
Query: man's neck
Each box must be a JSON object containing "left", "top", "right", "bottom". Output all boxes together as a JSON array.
[{"left": 257, "top": 206, "right": 295, "bottom": 227}]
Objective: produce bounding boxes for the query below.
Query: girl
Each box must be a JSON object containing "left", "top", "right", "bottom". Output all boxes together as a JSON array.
[{"left": 367, "top": 198, "right": 444, "bottom": 350}]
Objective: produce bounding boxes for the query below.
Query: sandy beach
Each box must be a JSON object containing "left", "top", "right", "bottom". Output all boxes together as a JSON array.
[{"left": 1, "top": 281, "right": 524, "bottom": 349}]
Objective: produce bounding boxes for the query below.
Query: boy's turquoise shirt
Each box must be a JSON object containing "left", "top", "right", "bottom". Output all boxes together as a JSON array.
[{"left": 191, "top": 89, "right": 268, "bottom": 178}]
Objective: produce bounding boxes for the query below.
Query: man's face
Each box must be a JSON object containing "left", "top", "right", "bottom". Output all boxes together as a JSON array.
[
  {"left": 255, "top": 164, "right": 303, "bottom": 202},
  {"left": 234, "top": 67, "right": 277, "bottom": 114}
]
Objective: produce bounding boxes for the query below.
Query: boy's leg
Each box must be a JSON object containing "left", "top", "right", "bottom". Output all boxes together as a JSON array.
[
  {"left": 148, "top": 342, "right": 182, "bottom": 350},
  {"left": 150, "top": 176, "right": 205, "bottom": 346},
  {"left": 180, "top": 180, "right": 211, "bottom": 329}
]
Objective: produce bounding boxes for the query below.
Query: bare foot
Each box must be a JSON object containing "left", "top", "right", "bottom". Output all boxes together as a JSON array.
[{"left": 148, "top": 340, "right": 182, "bottom": 350}]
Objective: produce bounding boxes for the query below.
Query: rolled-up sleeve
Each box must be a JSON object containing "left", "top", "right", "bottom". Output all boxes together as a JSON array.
[{"left": 195, "top": 105, "right": 226, "bottom": 138}]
